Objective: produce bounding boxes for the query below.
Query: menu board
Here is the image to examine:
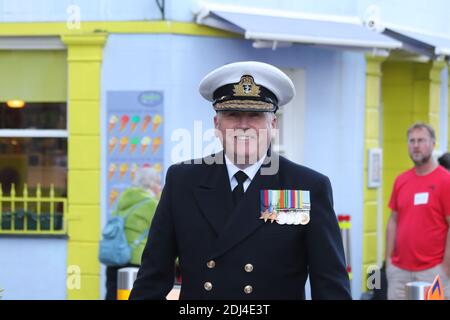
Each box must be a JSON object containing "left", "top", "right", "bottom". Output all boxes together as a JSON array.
[{"left": 106, "top": 91, "right": 164, "bottom": 213}]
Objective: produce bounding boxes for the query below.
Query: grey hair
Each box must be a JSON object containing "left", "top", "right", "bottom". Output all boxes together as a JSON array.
[
  {"left": 132, "top": 167, "right": 160, "bottom": 190},
  {"left": 407, "top": 122, "right": 436, "bottom": 141}
]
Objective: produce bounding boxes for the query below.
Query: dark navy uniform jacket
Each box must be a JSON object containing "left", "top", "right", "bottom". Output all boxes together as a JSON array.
[{"left": 130, "top": 153, "right": 351, "bottom": 300}]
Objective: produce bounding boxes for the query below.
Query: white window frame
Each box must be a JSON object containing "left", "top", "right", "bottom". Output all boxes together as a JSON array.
[
  {"left": 273, "top": 68, "right": 306, "bottom": 165},
  {"left": 0, "top": 130, "right": 68, "bottom": 138}
]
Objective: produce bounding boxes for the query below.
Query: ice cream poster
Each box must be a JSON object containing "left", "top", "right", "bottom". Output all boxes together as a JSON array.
[{"left": 106, "top": 91, "right": 164, "bottom": 211}]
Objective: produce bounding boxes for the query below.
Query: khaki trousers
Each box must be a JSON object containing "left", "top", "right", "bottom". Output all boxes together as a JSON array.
[{"left": 386, "top": 262, "right": 449, "bottom": 300}]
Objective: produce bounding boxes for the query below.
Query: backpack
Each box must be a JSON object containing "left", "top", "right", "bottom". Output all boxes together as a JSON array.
[{"left": 99, "top": 199, "right": 150, "bottom": 266}]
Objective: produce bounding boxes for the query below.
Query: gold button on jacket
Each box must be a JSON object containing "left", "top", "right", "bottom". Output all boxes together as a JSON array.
[
  {"left": 204, "top": 282, "right": 213, "bottom": 291},
  {"left": 244, "top": 285, "right": 253, "bottom": 294},
  {"left": 244, "top": 264, "right": 253, "bottom": 272}
]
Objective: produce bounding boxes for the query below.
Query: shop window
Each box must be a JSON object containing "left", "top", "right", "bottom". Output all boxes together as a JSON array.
[
  {"left": 0, "top": 102, "right": 66, "bottom": 129},
  {"left": 0, "top": 102, "right": 67, "bottom": 235}
]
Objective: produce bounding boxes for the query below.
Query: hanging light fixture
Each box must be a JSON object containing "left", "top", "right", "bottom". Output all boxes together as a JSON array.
[{"left": 6, "top": 100, "right": 26, "bottom": 108}]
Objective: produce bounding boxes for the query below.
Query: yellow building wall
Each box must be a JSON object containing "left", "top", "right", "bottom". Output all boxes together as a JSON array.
[
  {"left": 0, "top": 50, "right": 67, "bottom": 102},
  {"left": 362, "top": 55, "right": 385, "bottom": 290},
  {"left": 0, "top": 21, "right": 235, "bottom": 38},
  {"left": 381, "top": 60, "right": 445, "bottom": 262},
  {"left": 61, "top": 34, "right": 107, "bottom": 300}
]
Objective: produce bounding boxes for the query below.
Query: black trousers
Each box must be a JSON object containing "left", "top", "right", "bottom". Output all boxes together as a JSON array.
[{"left": 105, "top": 264, "right": 139, "bottom": 300}]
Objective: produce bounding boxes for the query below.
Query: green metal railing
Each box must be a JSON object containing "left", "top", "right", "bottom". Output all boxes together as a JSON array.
[{"left": 0, "top": 183, "right": 67, "bottom": 235}]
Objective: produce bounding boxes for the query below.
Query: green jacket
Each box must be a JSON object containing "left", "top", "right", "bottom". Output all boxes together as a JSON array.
[{"left": 113, "top": 187, "right": 158, "bottom": 265}]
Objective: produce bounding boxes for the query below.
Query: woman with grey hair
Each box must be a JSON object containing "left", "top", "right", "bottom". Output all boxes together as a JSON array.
[
  {"left": 132, "top": 167, "right": 161, "bottom": 198},
  {"left": 105, "top": 166, "right": 161, "bottom": 300}
]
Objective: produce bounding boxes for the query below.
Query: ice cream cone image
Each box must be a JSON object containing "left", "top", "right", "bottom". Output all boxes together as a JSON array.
[
  {"left": 119, "top": 115, "right": 130, "bottom": 132},
  {"left": 131, "top": 115, "right": 140, "bottom": 132},
  {"left": 130, "top": 137, "right": 139, "bottom": 154},
  {"left": 152, "top": 137, "right": 162, "bottom": 153},
  {"left": 130, "top": 163, "right": 138, "bottom": 180},
  {"left": 152, "top": 114, "right": 162, "bottom": 132},
  {"left": 108, "top": 163, "right": 117, "bottom": 180},
  {"left": 109, "top": 189, "right": 119, "bottom": 207},
  {"left": 109, "top": 115, "right": 118, "bottom": 132},
  {"left": 153, "top": 163, "right": 162, "bottom": 173},
  {"left": 142, "top": 115, "right": 152, "bottom": 132},
  {"left": 109, "top": 137, "right": 118, "bottom": 154},
  {"left": 141, "top": 136, "right": 152, "bottom": 154},
  {"left": 119, "top": 163, "right": 128, "bottom": 179},
  {"left": 119, "top": 137, "right": 128, "bottom": 153}
]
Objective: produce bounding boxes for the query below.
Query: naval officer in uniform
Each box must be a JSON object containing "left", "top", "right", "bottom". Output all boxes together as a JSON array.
[{"left": 130, "top": 61, "right": 351, "bottom": 300}]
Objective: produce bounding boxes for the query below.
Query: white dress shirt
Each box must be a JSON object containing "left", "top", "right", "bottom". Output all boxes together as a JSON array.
[{"left": 225, "top": 154, "right": 266, "bottom": 192}]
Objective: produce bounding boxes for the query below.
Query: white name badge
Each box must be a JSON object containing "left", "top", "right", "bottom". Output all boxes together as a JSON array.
[{"left": 414, "top": 192, "right": 429, "bottom": 205}]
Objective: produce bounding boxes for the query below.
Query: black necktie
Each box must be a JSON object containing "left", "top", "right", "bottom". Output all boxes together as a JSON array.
[{"left": 232, "top": 171, "right": 248, "bottom": 206}]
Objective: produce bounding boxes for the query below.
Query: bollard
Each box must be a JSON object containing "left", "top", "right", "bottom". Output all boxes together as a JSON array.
[
  {"left": 338, "top": 214, "right": 352, "bottom": 280},
  {"left": 344, "top": 215, "right": 352, "bottom": 279},
  {"left": 405, "top": 281, "right": 431, "bottom": 300},
  {"left": 337, "top": 215, "right": 347, "bottom": 264},
  {"left": 117, "top": 267, "right": 139, "bottom": 300}
]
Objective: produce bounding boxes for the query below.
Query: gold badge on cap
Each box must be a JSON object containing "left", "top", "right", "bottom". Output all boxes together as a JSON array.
[{"left": 233, "top": 75, "right": 261, "bottom": 97}]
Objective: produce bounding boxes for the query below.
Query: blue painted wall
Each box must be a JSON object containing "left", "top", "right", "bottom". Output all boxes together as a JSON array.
[
  {"left": 185, "top": 0, "right": 450, "bottom": 35},
  {"left": 0, "top": 0, "right": 162, "bottom": 21},
  {"left": 1, "top": 0, "right": 450, "bottom": 35},
  {"left": 0, "top": 237, "right": 67, "bottom": 299}
]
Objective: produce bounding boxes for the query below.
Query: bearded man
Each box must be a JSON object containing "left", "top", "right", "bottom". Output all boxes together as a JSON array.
[{"left": 386, "top": 123, "right": 450, "bottom": 299}]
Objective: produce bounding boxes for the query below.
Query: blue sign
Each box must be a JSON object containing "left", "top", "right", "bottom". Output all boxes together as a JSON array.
[
  {"left": 106, "top": 91, "right": 164, "bottom": 214},
  {"left": 138, "top": 91, "right": 163, "bottom": 107}
]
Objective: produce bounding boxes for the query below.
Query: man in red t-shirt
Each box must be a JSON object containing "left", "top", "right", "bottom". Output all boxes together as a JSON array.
[{"left": 386, "top": 123, "right": 450, "bottom": 300}]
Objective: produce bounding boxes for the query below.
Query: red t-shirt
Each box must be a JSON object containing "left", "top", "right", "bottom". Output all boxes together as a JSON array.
[{"left": 389, "top": 165, "right": 450, "bottom": 271}]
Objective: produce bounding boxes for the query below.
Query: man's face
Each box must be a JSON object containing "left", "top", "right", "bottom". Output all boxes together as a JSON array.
[
  {"left": 408, "top": 127, "right": 435, "bottom": 166},
  {"left": 214, "top": 111, "right": 277, "bottom": 166}
]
